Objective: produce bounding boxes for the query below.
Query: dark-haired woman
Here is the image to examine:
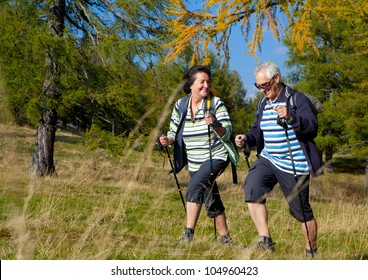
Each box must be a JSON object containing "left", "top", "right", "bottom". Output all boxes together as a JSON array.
[{"left": 160, "top": 65, "right": 233, "bottom": 244}]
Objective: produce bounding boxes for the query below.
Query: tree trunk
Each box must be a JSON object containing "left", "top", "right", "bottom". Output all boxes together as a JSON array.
[
  {"left": 30, "top": 0, "right": 65, "bottom": 177},
  {"left": 30, "top": 110, "right": 57, "bottom": 176},
  {"left": 324, "top": 144, "right": 334, "bottom": 173}
]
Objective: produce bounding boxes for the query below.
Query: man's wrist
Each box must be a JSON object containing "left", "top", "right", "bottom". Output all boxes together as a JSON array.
[{"left": 287, "top": 115, "right": 293, "bottom": 124}]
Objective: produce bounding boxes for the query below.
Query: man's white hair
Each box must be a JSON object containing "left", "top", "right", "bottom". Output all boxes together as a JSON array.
[{"left": 254, "top": 60, "right": 281, "bottom": 80}]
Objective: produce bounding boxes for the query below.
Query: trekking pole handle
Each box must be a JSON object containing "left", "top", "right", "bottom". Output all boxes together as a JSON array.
[{"left": 277, "top": 116, "right": 288, "bottom": 130}]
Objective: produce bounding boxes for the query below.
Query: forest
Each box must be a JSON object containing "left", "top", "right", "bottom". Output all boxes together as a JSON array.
[
  {"left": 0, "top": 0, "right": 367, "bottom": 261},
  {"left": 0, "top": 0, "right": 367, "bottom": 179}
]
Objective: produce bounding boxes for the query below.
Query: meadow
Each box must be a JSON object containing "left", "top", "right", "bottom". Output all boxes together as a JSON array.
[{"left": 0, "top": 123, "right": 367, "bottom": 260}]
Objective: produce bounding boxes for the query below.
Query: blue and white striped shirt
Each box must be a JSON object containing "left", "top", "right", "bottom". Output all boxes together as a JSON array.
[{"left": 260, "top": 99, "right": 309, "bottom": 175}]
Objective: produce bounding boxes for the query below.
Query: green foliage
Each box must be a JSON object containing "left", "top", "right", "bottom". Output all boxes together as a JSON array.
[
  {"left": 84, "top": 124, "right": 127, "bottom": 156},
  {"left": 0, "top": 0, "right": 251, "bottom": 159},
  {"left": 140, "top": 61, "right": 188, "bottom": 134},
  {"left": 209, "top": 59, "right": 248, "bottom": 134},
  {"left": 284, "top": 5, "right": 368, "bottom": 166},
  {"left": 333, "top": 91, "right": 368, "bottom": 161},
  {"left": 0, "top": 2, "right": 47, "bottom": 124}
]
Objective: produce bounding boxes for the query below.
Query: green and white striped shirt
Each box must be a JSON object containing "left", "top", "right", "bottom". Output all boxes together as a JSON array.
[{"left": 168, "top": 95, "right": 232, "bottom": 172}]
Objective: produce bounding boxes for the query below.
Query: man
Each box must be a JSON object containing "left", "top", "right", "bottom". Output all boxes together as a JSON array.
[{"left": 235, "top": 61, "right": 322, "bottom": 257}]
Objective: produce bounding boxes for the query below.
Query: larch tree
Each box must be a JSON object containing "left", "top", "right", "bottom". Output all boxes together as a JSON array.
[
  {"left": 284, "top": 4, "right": 368, "bottom": 179},
  {"left": 1, "top": 0, "right": 171, "bottom": 177},
  {"left": 30, "top": 0, "right": 65, "bottom": 177},
  {"left": 164, "top": 0, "right": 367, "bottom": 180},
  {"left": 164, "top": 0, "right": 365, "bottom": 64}
]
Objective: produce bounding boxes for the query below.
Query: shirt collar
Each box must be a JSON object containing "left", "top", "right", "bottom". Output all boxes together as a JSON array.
[{"left": 268, "top": 83, "right": 287, "bottom": 103}]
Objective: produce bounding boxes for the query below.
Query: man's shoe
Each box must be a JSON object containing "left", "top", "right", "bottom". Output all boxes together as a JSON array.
[
  {"left": 219, "top": 234, "right": 232, "bottom": 244},
  {"left": 255, "top": 241, "right": 275, "bottom": 253},
  {"left": 254, "top": 236, "right": 275, "bottom": 252},
  {"left": 179, "top": 228, "right": 194, "bottom": 243}
]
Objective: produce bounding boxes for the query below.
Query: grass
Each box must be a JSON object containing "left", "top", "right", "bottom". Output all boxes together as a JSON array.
[{"left": 0, "top": 123, "right": 367, "bottom": 260}]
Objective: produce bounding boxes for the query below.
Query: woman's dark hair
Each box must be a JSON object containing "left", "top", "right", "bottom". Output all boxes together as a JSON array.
[{"left": 182, "top": 65, "right": 211, "bottom": 94}]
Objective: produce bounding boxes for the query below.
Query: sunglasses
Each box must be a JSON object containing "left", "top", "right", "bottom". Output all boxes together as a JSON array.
[{"left": 254, "top": 74, "right": 277, "bottom": 90}]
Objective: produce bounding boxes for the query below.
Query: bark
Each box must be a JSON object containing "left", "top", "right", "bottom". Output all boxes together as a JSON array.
[
  {"left": 324, "top": 144, "right": 334, "bottom": 173},
  {"left": 30, "top": 110, "right": 57, "bottom": 176},
  {"left": 30, "top": 0, "right": 65, "bottom": 177}
]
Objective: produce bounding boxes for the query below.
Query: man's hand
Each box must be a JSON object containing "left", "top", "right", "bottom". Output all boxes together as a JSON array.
[
  {"left": 235, "top": 134, "right": 247, "bottom": 148},
  {"left": 274, "top": 105, "right": 291, "bottom": 121}
]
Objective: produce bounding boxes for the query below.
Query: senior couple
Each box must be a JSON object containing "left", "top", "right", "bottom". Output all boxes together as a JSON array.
[{"left": 159, "top": 61, "right": 322, "bottom": 257}]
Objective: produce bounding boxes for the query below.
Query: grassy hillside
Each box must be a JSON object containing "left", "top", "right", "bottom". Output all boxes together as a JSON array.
[{"left": 0, "top": 123, "right": 367, "bottom": 260}]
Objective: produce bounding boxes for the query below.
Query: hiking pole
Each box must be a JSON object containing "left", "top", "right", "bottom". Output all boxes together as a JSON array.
[
  {"left": 277, "top": 116, "right": 314, "bottom": 258},
  {"left": 160, "top": 135, "right": 186, "bottom": 213},
  {"left": 165, "top": 145, "right": 186, "bottom": 213},
  {"left": 207, "top": 97, "right": 214, "bottom": 177},
  {"left": 207, "top": 96, "right": 217, "bottom": 240},
  {"left": 242, "top": 142, "right": 251, "bottom": 170}
]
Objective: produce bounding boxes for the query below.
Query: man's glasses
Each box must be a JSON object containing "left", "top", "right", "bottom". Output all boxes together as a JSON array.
[{"left": 254, "top": 74, "right": 277, "bottom": 90}]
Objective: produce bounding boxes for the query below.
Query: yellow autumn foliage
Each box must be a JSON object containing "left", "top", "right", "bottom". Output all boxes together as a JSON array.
[{"left": 164, "top": 0, "right": 367, "bottom": 65}]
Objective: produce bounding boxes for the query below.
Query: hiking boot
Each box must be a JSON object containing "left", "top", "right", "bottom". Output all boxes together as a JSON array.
[
  {"left": 255, "top": 241, "right": 275, "bottom": 252},
  {"left": 179, "top": 228, "right": 194, "bottom": 243},
  {"left": 256, "top": 236, "right": 275, "bottom": 252},
  {"left": 219, "top": 234, "right": 232, "bottom": 244},
  {"left": 305, "top": 248, "right": 317, "bottom": 258}
]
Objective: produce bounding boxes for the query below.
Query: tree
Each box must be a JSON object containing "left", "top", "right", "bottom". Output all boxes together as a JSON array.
[
  {"left": 0, "top": 2, "right": 47, "bottom": 125},
  {"left": 208, "top": 57, "right": 248, "bottom": 134},
  {"left": 283, "top": 4, "right": 368, "bottom": 177},
  {"left": 164, "top": 0, "right": 365, "bottom": 64},
  {"left": 163, "top": 0, "right": 368, "bottom": 180},
  {"left": 145, "top": 50, "right": 249, "bottom": 137},
  {"left": 28, "top": 0, "right": 64, "bottom": 176},
  {"left": 0, "top": 0, "right": 172, "bottom": 176}
]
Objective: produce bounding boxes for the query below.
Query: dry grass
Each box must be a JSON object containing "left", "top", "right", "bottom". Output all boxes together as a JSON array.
[{"left": 0, "top": 123, "right": 367, "bottom": 260}]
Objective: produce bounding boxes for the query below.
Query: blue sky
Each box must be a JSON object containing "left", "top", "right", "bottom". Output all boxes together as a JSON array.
[
  {"left": 228, "top": 25, "right": 290, "bottom": 99},
  {"left": 184, "top": 1, "right": 291, "bottom": 99}
]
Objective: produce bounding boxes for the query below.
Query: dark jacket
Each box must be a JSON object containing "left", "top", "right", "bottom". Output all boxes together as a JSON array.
[
  {"left": 173, "top": 95, "right": 190, "bottom": 174},
  {"left": 245, "top": 84, "right": 323, "bottom": 177}
]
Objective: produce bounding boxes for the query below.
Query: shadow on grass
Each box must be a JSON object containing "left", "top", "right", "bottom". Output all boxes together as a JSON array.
[
  {"left": 0, "top": 132, "right": 34, "bottom": 139},
  {"left": 332, "top": 157, "right": 365, "bottom": 175},
  {"left": 0, "top": 132, "right": 83, "bottom": 145},
  {"left": 55, "top": 135, "right": 83, "bottom": 144}
]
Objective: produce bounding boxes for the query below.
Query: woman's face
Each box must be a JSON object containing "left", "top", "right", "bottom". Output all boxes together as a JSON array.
[{"left": 190, "top": 72, "right": 211, "bottom": 99}]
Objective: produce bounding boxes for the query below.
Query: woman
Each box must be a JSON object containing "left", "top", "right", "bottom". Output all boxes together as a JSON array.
[{"left": 160, "top": 65, "right": 234, "bottom": 244}]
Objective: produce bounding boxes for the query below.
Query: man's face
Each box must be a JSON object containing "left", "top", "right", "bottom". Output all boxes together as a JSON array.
[{"left": 255, "top": 71, "right": 279, "bottom": 101}]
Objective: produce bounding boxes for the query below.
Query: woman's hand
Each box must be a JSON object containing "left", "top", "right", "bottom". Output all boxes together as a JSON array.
[
  {"left": 204, "top": 114, "right": 213, "bottom": 126},
  {"left": 159, "top": 136, "right": 174, "bottom": 147},
  {"left": 205, "top": 114, "right": 226, "bottom": 136}
]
